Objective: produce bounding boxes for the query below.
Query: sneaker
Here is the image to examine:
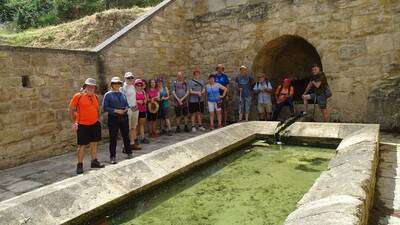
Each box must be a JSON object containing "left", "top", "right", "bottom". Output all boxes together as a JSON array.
[
  {"left": 191, "top": 126, "right": 197, "bottom": 132},
  {"left": 142, "top": 138, "right": 150, "bottom": 144},
  {"left": 198, "top": 126, "right": 206, "bottom": 131},
  {"left": 302, "top": 111, "right": 308, "bottom": 116},
  {"left": 76, "top": 163, "right": 84, "bottom": 174},
  {"left": 160, "top": 129, "right": 166, "bottom": 135},
  {"left": 167, "top": 130, "right": 173, "bottom": 136},
  {"left": 122, "top": 147, "right": 127, "bottom": 154},
  {"left": 131, "top": 144, "right": 141, "bottom": 150},
  {"left": 110, "top": 157, "right": 117, "bottom": 165},
  {"left": 184, "top": 125, "right": 190, "bottom": 133},
  {"left": 175, "top": 126, "right": 181, "bottom": 133},
  {"left": 127, "top": 154, "right": 133, "bottom": 159},
  {"left": 91, "top": 159, "right": 105, "bottom": 168},
  {"left": 218, "top": 124, "right": 223, "bottom": 129}
]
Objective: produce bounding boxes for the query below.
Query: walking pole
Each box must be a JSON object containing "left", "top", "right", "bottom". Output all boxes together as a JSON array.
[
  {"left": 312, "top": 95, "right": 317, "bottom": 122},
  {"left": 239, "top": 89, "right": 242, "bottom": 121}
]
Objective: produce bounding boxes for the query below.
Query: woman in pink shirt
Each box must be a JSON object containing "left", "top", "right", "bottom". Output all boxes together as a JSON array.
[
  {"left": 135, "top": 79, "right": 149, "bottom": 144},
  {"left": 147, "top": 79, "right": 160, "bottom": 138}
]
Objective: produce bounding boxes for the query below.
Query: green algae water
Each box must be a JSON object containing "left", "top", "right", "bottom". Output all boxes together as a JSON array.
[{"left": 109, "top": 142, "right": 334, "bottom": 225}]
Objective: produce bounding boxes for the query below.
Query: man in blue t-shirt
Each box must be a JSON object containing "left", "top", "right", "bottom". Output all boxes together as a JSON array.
[
  {"left": 214, "top": 64, "right": 230, "bottom": 125},
  {"left": 235, "top": 65, "right": 254, "bottom": 121}
]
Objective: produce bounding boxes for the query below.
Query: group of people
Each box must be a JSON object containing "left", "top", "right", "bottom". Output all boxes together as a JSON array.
[{"left": 69, "top": 63, "right": 331, "bottom": 174}]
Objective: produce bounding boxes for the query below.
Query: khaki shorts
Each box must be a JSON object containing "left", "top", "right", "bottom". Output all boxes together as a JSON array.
[
  {"left": 257, "top": 103, "right": 272, "bottom": 114},
  {"left": 128, "top": 109, "right": 139, "bottom": 129}
]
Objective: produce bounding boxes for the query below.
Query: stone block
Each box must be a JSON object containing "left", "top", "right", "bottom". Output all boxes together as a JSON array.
[
  {"left": 337, "top": 125, "right": 379, "bottom": 150},
  {"left": 285, "top": 195, "right": 363, "bottom": 225},
  {"left": 284, "top": 122, "right": 340, "bottom": 139},
  {"left": 366, "top": 34, "right": 394, "bottom": 54}
]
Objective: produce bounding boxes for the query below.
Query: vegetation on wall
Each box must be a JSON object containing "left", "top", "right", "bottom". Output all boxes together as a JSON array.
[{"left": 0, "top": 0, "right": 162, "bottom": 30}]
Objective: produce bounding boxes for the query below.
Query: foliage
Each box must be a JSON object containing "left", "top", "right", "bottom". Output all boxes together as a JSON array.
[{"left": 0, "top": 0, "right": 162, "bottom": 30}]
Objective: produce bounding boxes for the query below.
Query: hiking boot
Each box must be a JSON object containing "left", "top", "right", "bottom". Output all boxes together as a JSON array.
[
  {"left": 131, "top": 144, "right": 141, "bottom": 150},
  {"left": 127, "top": 154, "right": 133, "bottom": 159},
  {"left": 76, "top": 163, "right": 84, "bottom": 174},
  {"left": 167, "top": 130, "right": 173, "bottom": 136},
  {"left": 142, "top": 138, "right": 150, "bottom": 144},
  {"left": 91, "top": 159, "right": 105, "bottom": 168},
  {"left": 191, "top": 126, "right": 197, "bottom": 132},
  {"left": 198, "top": 126, "right": 206, "bottom": 131},
  {"left": 175, "top": 126, "right": 181, "bottom": 133},
  {"left": 184, "top": 125, "right": 190, "bottom": 133},
  {"left": 110, "top": 157, "right": 117, "bottom": 165}
]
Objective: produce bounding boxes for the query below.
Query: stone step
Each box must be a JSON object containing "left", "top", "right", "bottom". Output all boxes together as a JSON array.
[
  {"left": 380, "top": 150, "right": 400, "bottom": 164},
  {"left": 380, "top": 143, "right": 400, "bottom": 152},
  {"left": 376, "top": 176, "right": 400, "bottom": 210},
  {"left": 379, "top": 162, "right": 400, "bottom": 179}
]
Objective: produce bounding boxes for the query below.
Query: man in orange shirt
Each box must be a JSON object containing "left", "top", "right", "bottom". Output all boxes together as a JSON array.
[{"left": 69, "top": 78, "right": 104, "bottom": 174}]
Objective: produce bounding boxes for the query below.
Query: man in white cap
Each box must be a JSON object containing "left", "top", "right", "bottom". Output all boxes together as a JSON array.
[
  {"left": 102, "top": 76, "right": 133, "bottom": 164},
  {"left": 121, "top": 72, "right": 141, "bottom": 150},
  {"left": 69, "top": 78, "right": 104, "bottom": 174}
]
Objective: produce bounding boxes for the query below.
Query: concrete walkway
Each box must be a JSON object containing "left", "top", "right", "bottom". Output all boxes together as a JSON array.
[
  {"left": 370, "top": 133, "right": 400, "bottom": 225},
  {"left": 0, "top": 129, "right": 207, "bottom": 202}
]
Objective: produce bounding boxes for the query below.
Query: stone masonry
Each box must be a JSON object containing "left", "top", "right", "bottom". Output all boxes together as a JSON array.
[{"left": 0, "top": 0, "right": 398, "bottom": 168}]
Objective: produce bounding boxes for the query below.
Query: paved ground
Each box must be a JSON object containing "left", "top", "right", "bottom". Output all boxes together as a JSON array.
[
  {"left": 1, "top": 128, "right": 400, "bottom": 225},
  {"left": 370, "top": 132, "right": 400, "bottom": 225},
  {"left": 0, "top": 129, "right": 207, "bottom": 202}
]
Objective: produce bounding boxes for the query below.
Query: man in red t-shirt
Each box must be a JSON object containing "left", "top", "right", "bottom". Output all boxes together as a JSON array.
[{"left": 69, "top": 78, "right": 104, "bottom": 174}]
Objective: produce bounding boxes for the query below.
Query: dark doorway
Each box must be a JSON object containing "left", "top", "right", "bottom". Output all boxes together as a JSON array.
[{"left": 252, "top": 35, "right": 322, "bottom": 102}]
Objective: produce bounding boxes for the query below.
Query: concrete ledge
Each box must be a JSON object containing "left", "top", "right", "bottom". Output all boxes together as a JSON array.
[
  {"left": 0, "top": 121, "right": 278, "bottom": 225},
  {"left": 285, "top": 123, "right": 380, "bottom": 225},
  {"left": 0, "top": 122, "right": 379, "bottom": 225}
]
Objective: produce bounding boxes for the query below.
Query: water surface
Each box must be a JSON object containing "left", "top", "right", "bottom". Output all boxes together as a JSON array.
[{"left": 109, "top": 142, "right": 333, "bottom": 225}]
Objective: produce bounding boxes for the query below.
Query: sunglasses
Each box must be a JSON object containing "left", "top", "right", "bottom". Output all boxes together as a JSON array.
[{"left": 126, "top": 77, "right": 134, "bottom": 80}]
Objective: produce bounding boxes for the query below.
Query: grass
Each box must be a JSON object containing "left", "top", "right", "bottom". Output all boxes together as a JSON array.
[{"left": 0, "top": 6, "right": 150, "bottom": 50}]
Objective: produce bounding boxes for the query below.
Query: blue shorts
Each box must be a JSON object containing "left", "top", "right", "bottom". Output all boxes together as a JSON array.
[{"left": 310, "top": 93, "right": 327, "bottom": 109}]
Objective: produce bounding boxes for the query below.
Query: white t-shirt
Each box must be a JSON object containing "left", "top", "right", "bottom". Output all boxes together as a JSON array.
[
  {"left": 253, "top": 81, "right": 273, "bottom": 104},
  {"left": 121, "top": 83, "right": 137, "bottom": 107}
]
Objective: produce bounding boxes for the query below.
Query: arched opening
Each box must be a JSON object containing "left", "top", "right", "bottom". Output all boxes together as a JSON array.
[{"left": 252, "top": 35, "right": 322, "bottom": 102}]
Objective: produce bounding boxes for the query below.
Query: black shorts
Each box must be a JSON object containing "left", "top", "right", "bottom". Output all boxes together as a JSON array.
[
  {"left": 188, "top": 102, "right": 205, "bottom": 114},
  {"left": 175, "top": 105, "right": 189, "bottom": 117},
  {"left": 139, "top": 111, "right": 147, "bottom": 119},
  {"left": 77, "top": 121, "right": 101, "bottom": 145},
  {"left": 159, "top": 107, "right": 170, "bottom": 119},
  {"left": 147, "top": 112, "right": 158, "bottom": 121}
]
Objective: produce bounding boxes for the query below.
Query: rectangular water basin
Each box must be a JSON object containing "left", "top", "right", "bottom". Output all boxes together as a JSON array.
[{"left": 105, "top": 141, "right": 335, "bottom": 225}]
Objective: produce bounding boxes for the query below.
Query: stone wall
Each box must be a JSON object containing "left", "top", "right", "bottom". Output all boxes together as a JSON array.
[
  {"left": 184, "top": 0, "right": 400, "bottom": 126},
  {"left": 0, "top": 46, "right": 98, "bottom": 169},
  {"left": 97, "top": 0, "right": 190, "bottom": 85}
]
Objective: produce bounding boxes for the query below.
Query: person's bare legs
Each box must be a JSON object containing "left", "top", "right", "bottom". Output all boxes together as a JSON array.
[
  {"left": 129, "top": 128, "right": 137, "bottom": 144},
  {"left": 139, "top": 118, "right": 146, "bottom": 139},
  {"left": 89, "top": 142, "right": 97, "bottom": 160},
  {"left": 209, "top": 111, "right": 215, "bottom": 129},
  {"left": 77, "top": 145, "right": 86, "bottom": 163},
  {"left": 302, "top": 95, "right": 311, "bottom": 112},
  {"left": 321, "top": 109, "right": 329, "bottom": 122},
  {"left": 176, "top": 116, "right": 181, "bottom": 128},
  {"left": 166, "top": 118, "right": 171, "bottom": 130},
  {"left": 196, "top": 112, "right": 202, "bottom": 127},
  {"left": 191, "top": 113, "right": 196, "bottom": 127},
  {"left": 245, "top": 113, "right": 249, "bottom": 121},
  {"left": 217, "top": 110, "right": 223, "bottom": 127}
]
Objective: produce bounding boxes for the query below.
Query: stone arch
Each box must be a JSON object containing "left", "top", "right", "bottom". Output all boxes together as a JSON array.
[{"left": 252, "top": 35, "right": 322, "bottom": 101}]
